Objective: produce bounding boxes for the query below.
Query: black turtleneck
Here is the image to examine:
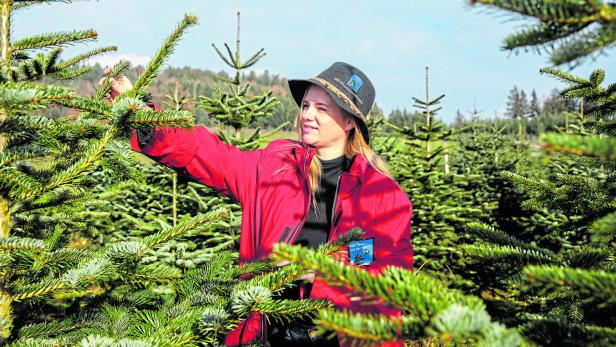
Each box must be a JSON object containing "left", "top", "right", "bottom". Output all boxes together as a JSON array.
[
  {"left": 268, "top": 154, "right": 350, "bottom": 346},
  {"left": 293, "top": 154, "right": 351, "bottom": 250}
]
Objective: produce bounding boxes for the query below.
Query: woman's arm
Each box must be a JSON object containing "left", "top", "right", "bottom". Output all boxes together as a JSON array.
[
  {"left": 100, "top": 69, "right": 263, "bottom": 205},
  {"left": 130, "top": 126, "right": 263, "bottom": 205}
]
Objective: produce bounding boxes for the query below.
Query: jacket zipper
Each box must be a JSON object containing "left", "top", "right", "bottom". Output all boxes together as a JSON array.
[
  {"left": 328, "top": 175, "right": 342, "bottom": 242},
  {"left": 286, "top": 150, "right": 312, "bottom": 244}
]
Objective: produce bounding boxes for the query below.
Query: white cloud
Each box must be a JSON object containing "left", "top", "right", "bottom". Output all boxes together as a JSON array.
[{"left": 85, "top": 53, "right": 151, "bottom": 68}]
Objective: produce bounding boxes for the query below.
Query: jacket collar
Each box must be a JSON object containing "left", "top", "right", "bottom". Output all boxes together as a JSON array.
[
  {"left": 346, "top": 152, "right": 369, "bottom": 181},
  {"left": 292, "top": 141, "right": 369, "bottom": 184}
]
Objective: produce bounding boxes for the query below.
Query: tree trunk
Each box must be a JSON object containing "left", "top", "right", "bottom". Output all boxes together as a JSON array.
[
  {"left": 0, "top": 196, "right": 12, "bottom": 341},
  {"left": 0, "top": 0, "right": 12, "bottom": 80}
]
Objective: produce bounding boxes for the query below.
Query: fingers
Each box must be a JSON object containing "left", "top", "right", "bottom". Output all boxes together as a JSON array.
[
  {"left": 299, "top": 271, "right": 315, "bottom": 283},
  {"left": 349, "top": 295, "right": 378, "bottom": 304},
  {"left": 98, "top": 66, "right": 115, "bottom": 101},
  {"left": 331, "top": 248, "right": 349, "bottom": 262},
  {"left": 114, "top": 75, "right": 133, "bottom": 90},
  {"left": 276, "top": 260, "right": 291, "bottom": 267},
  {"left": 98, "top": 66, "right": 133, "bottom": 89},
  {"left": 98, "top": 74, "right": 133, "bottom": 103},
  {"left": 109, "top": 75, "right": 133, "bottom": 94},
  {"left": 99, "top": 66, "right": 111, "bottom": 87}
]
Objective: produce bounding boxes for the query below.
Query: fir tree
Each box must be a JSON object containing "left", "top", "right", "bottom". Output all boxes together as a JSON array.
[
  {"left": 381, "top": 67, "right": 482, "bottom": 282},
  {"left": 462, "top": 6, "right": 616, "bottom": 343},
  {"left": 462, "top": 67, "right": 616, "bottom": 346},
  {"left": 519, "top": 89, "right": 529, "bottom": 116},
  {"left": 0, "top": 5, "right": 206, "bottom": 342},
  {"left": 505, "top": 85, "right": 534, "bottom": 139},
  {"left": 90, "top": 136, "right": 242, "bottom": 267},
  {"left": 453, "top": 120, "right": 518, "bottom": 225},
  {"left": 530, "top": 89, "right": 541, "bottom": 117},
  {"left": 0, "top": 7, "right": 333, "bottom": 345},
  {"left": 198, "top": 12, "right": 285, "bottom": 150},
  {"left": 470, "top": 0, "right": 616, "bottom": 67},
  {"left": 270, "top": 229, "right": 523, "bottom": 346},
  {"left": 505, "top": 86, "right": 522, "bottom": 120},
  {"left": 453, "top": 109, "right": 466, "bottom": 127}
]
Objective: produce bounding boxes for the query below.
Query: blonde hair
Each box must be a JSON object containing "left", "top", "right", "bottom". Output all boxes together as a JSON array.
[{"left": 293, "top": 86, "right": 391, "bottom": 214}]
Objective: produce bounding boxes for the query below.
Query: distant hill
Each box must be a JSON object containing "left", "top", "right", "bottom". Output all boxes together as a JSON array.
[
  {"left": 68, "top": 64, "right": 299, "bottom": 130},
  {"left": 63, "top": 64, "right": 423, "bottom": 132}
]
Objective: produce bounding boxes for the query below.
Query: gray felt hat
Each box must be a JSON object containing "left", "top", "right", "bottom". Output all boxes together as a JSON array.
[{"left": 288, "top": 62, "right": 375, "bottom": 144}]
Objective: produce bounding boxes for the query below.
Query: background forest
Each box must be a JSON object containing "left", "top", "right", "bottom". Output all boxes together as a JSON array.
[
  {"left": 62, "top": 63, "right": 580, "bottom": 138},
  {"left": 0, "top": 1, "right": 614, "bottom": 347}
]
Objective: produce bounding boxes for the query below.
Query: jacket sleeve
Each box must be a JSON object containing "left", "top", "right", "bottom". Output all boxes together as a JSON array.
[{"left": 130, "top": 125, "right": 263, "bottom": 206}]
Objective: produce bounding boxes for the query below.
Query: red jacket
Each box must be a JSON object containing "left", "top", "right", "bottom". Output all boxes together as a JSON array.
[{"left": 130, "top": 125, "right": 413, "bottom": 346}]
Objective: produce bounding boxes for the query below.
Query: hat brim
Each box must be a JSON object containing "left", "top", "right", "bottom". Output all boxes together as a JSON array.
[{"left": 288, "top": 78, "right": 371, "bottom": 145}]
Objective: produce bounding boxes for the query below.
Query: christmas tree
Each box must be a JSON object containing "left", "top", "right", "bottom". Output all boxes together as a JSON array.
[
  {"left": 0, "top": 4, "right": 217, "bottom": 342},
  {"left": 470, "top": 0, "right": 616, "bottom": 67},
  {"left": 198, "top": 12, "right": 286, "bottom": 150},
  {"left": 382, "top": 67, "right": 482, "bottom": 282},
  {"left": 464, "top": 2, "right": 616, "bottom": 344}
]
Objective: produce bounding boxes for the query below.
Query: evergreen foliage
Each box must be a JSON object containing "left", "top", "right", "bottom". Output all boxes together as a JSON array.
[
  {"left": 56, "top": 10, "right": 341, "bottom": 346},
  {"left": 8, "top": 247, "right": 339, "bottom": 346},
  {"left": 88, "top": 155, "right": 242, "bottom": 268},
  {"left": 271, "top": 232, "right": 523, "bottom": 346},
  {"left": 197, "top": 12, "right": 286, "bottom": 150},
  {"left": 380, "top": 67, "right": 482, "bottom": 283},
  {"left": 452, "top": 87, "right": 579, "bottom": 137},
  {"left": 461, "top": 67, "right": 615, "bottom": 346},
  {"left": 6, "top": 2, "right": 615, "bottom": 346},
  {"left": 0, "top": 3, "right": 221, "bottom": 343},
  {"left": 470, "top": 0, "right": 616, "bottom": 66},
  {"left": 451, "top": 120, "right": 521, "bottom": 236}
]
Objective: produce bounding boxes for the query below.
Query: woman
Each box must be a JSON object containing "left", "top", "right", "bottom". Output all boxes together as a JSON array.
[{"left": 108, "top": 62, "right": 413, "bottom": 346}]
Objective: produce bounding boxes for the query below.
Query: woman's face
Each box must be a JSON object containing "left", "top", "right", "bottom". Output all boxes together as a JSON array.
[{"left": 300, "top": 85, "right": 355, "bottom": 149}]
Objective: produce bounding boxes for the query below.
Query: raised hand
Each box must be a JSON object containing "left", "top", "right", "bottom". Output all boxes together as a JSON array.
[{"left": 97, "top": 66, "right": 133, "bottom": 102}]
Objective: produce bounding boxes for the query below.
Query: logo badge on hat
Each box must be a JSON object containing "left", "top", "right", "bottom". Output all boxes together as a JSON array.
[{"left": 346, "top": 74, "right": 364, "bottom": 93}]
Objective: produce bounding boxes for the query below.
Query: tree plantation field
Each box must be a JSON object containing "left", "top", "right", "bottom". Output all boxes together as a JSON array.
[
  {"left": 1, "top": 1, "right": 615, "bottom": 347},
  {"left": 63, "top": 63, "right": 580, "bottom": 138}
]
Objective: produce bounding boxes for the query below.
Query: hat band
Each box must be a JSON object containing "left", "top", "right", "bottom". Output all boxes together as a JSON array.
[{"left": 313, "top": 77, "right": 366, "bottom": 120}]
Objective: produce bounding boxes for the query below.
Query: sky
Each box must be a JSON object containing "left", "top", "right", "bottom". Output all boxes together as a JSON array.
[{"left": 15, "top": 0, "right": 616, "bottom": 123}]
